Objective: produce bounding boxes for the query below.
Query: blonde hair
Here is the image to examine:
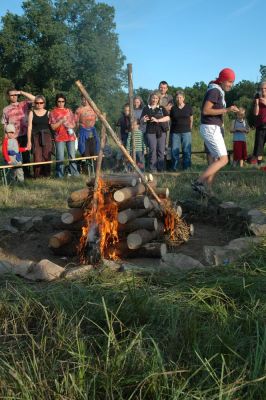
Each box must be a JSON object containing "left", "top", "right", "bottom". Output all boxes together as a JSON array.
[{"left": 149, "top": 91, "right": 161, "bottom": 105}]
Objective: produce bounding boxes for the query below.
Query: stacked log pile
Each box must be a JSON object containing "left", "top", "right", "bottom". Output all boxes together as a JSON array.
[{"left": 48, "top": 173, "right": 192, "bottom": 262}]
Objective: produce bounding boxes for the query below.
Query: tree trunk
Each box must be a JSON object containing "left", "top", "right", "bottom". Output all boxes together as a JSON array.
[
  {"left": 61, "top": 208, "right": 84, "bottom": 224},
  {"left": 119, "top": 217, "right": 158, "bottom": 232},
  {"left": 49, "top": 230, "right": 73, "bottom": 249},
  {"left": 118, "top": 208, "right": 152, "bottom": 224},
  {"left": 118, "top": 195, "right": 151, "bottom": 211},
  {"left": 113, "top": 183, "right": 146, "bottom": 202},
  {"left": 127, "top": 229, "right": 158, "bottom": 249}
]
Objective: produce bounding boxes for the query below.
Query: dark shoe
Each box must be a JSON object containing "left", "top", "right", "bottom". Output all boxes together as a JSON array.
[{"left": 191, "top": 180, "right": 209, "bottom": 196}]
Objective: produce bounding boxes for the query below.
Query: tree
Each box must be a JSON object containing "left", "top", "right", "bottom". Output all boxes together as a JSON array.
[
  {"left": 0, "top": 0, "right": 125, "bottom": 118},
  {"left": 260, "top": 65, "right": 266, "bottom": 82}
]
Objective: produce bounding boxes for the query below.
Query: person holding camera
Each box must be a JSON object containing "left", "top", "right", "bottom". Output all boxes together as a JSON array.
[
  {"left": 250, "top": 82, "right": 266, "bottom": 165},
  {"left": 140, "top": 91, "right": 170, "bottom": 172},
  {"left": 49, "top": 93, "right": 79, "bottom": 178}
]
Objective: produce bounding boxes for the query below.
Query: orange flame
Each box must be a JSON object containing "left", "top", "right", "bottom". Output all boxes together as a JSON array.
[{"left": 78, "top": 178, "right": 119, "bottom": 264}]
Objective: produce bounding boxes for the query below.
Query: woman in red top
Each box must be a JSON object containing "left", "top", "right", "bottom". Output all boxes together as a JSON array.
[{"left": 49, "top": 93, "right": 79, "bottom": 178}]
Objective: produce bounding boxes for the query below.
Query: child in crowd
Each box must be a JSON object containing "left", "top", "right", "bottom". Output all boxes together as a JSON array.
[
  {"left": 116, "top": 103, "right": 131, "bottom": 147},
  {"left": 2, "top": 123, "right": 28, "bottom": 182},
  {"left": 126, "top": 119, "right": 146, "bottom": 171},
  {"left": 230, "top": 107, "right": 249, "bottom": 167}
]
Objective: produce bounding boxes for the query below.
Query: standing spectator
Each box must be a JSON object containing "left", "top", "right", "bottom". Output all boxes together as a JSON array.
[
  {"left": 27, "top": 95, "right": 53, "bottom": 178},
  {"left": 230, "top": 107, "right": 249, "bottom": 167},
  {"left": 170, "top": 91, "right": 193, "bottom": 170},
  {"left": 250, "top": 82, "right": 266, "bottom": 164},
  {"left": 133, "top": 96, "right": 145, "bottom": 133},
  {"left": 49, "top": 93, "right": 79, "bottom": 178},
  {"left": 158, "top": 81, "right": 173, "bottom": 108},
  {"left": 141, "top": 91, "right": 170, "bottom": 172},
  {"left": 2, "top": 88, "right": 35, "bottom": 177},
  {"left": 75, "top": 96, "right": 99, "bottom": 157},
  {"left": 2, "top": 123, "right": 28, "bottom": 182},
  {"left": 192, "top": 68, "right": 239, "bottom": 196},
  {"left": 116, "top": 103, "right": 131, "bottom": 147},
  {"left": 126, "top": 119, "right": 146, "bottom": 171}
]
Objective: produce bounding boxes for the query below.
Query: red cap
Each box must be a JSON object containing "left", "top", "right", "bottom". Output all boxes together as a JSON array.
[{"left": 214, "top": 68, "right": 236, "bottom": 83}]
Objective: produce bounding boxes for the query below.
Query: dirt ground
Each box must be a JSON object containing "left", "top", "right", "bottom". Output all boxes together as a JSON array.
[{"left": 0, "top": 209, "right": 238, "bottom": 268}]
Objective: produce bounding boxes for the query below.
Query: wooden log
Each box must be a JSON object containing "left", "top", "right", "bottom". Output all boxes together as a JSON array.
[
  {"left": 49, "top": 230, "right": 73, "bottom": 249},
  {"left": 119, "top": 218, "right": 158, "bottom": 233},
  {"left": 118, "top": 208, "right": 151, "bottom": 224},
  {"left": 88, "top": 174, "right": 137, "bottom": 187},
  {"left": 127, "top": 229, "right": 158, "bottom": 249},
  {"left": 118, "top": 195, "right": 151, "bottom": 211},
  {"left": 67, "top": 198, "right": 86, "bottom": 208},
  {"left": 190, "top": 224, "right": 194, "bottom": 236},
  {"left": 114, "top": 183, "right": 146, "bottom": 203},
  {"left": 154, "top": 187, "right": 169, "bottom": 199},
  {"left": 70, "top": 188, "right": 90, "bottom": 203},
  {"left": 108, "top": 241, "right": 167, "bottom": 259},
  {"left": 51, "top": 241, "right": 78, "bottom": 257},
  {"left": 176, "top": 205, "right": 182, "bottom": 218},
  {"left": 61, "top": 208, "right": 84, "bottom": 224},
  {"left": 75, "top": 80, "right": 163, "bottom": 207}
]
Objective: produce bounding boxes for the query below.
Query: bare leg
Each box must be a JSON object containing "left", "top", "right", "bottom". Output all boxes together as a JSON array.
[
  {"left": 239, "top": 159, "right": 244, "bottom": 167},
  {"left": 198, "top": 155, "right": 228, "bottom": 187}
]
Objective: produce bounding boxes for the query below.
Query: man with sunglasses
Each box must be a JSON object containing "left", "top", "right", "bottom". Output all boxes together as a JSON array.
[{"left": 2, "top": 88, "right": 35, "bottom": 177}]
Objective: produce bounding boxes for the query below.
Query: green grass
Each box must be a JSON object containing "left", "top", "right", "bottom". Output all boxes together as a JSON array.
[{"left": 0, "top": 149, "right": 266, "bottom": 399}]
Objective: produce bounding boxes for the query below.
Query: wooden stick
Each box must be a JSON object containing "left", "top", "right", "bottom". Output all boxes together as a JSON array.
[
  {"left": 127, "top": 63, "right": 136, "bottom": 162},
  {"left": 0, "top": 155, "right": 98, "bottom": 169},
  {"left": 75, "top": 80, "right": 163, "bottom": 208}
]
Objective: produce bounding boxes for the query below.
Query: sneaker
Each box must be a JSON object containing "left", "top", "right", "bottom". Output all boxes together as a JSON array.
[{"left": 191, "top": 180, "right": 209, "bottom": 196}]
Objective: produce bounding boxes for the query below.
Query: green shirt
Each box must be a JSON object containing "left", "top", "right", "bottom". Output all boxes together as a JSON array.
[{"left": 126, "top": 129, "right": 146, "bottom": 153}]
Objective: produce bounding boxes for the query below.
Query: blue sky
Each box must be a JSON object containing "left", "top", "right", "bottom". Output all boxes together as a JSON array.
[{"left": 0, "top": 0, "right": 265, "bottom": 89}]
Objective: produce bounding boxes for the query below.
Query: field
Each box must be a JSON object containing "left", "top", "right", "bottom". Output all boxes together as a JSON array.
[{"left": 0, "top": 129, "right": 265, "bottom": 399}]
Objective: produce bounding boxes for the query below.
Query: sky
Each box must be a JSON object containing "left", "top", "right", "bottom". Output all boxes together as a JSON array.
[{"left": 0, "top": 0, "right": 265, "bottom": 89}]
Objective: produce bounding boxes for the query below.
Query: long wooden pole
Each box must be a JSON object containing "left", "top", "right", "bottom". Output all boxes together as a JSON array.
[
  {"left": 127, "top": 63, "right": 136, "bottom": 163},
  {"left": 93, "top": 113, "right": 106, "bottom": 199},
  {"left": 75, "top": 80, "right": 163, "bottom": 207}
]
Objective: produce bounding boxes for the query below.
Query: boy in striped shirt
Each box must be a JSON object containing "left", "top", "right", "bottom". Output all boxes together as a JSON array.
[{"left": 126, "top": 119, "right": 146, "bottom": 171}]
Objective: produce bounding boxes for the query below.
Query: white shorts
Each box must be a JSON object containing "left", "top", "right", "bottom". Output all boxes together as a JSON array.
[{"left": 200, "top": 124, "right": 227, "bottom": 158}]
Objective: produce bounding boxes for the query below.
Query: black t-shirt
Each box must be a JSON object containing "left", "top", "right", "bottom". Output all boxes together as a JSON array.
[
  {"left": 116, "top": 113, "right": 130, "bottom": 137},
  {"left": 141, "top": 105, "right": 168, "bottom": 135},
  {"left": 170, "top": 104, "right": 193, "bottom": 133},
  {"left": 201, "top": 88, "right": 224, "bottom": 126}
]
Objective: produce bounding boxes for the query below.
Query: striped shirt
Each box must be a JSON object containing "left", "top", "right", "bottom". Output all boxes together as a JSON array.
[{"left": 126, "top": 129, "right": 146, "bottom": 153}]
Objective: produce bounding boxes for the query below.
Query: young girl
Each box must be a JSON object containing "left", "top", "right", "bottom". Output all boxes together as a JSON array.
[
  {"left": 230, "top": 107, "right": 249, "bottom": 167},
  {"left": 192, "top": 68, "right": 239, "bottom": 196},
  {"left": 126, "top": 119, "right": 146, "bottom": 171}
]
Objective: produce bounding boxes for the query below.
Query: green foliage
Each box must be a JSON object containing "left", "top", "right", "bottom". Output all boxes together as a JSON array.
[
  {"left": 0, "top": 0, "right": 125, "bottom": 121},
  {"left": 260, "top": 65, "right": 266, "bottom": 82}
]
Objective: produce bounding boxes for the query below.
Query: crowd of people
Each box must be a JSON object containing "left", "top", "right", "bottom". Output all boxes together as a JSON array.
[{"left": 1, "top": 69, "right": 266, "bottom": 195}]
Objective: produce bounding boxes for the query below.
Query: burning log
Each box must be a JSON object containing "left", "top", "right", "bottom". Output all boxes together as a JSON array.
[
  {"left": 88, "top": 174, "right": 138, "bottom": 187},
  {"left": 118, "top": 208, "right": 152, "bottom": 224},
  {"left": 49, "top": 230, "right": 73, "bottom": 249},
  {"left": 118, "top": 195, "right": 151, "bottom": 211},
  {"left": 61, "top": 208, "right": 84, "bottom": 224},
  {"left": 119, "top": 217, "right": 158, "bottom": 233},
  {"left": 113, "top": 183, "right": 146, "bottom": 203},
  {"left": 127, "top": 229, "right": 158, "bottom": 250}
]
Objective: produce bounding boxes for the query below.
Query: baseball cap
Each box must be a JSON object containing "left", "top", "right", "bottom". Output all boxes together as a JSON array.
[{"left": 5, "top": 123, "right": 16, "bottom": 133}]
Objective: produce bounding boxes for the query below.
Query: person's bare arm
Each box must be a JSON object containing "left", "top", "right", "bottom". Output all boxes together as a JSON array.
[
  {"left": 150, "top": 115, "right": 170, "bottom": 123},
  {"left": 190, "top": 115, "right": 193, "bottom": 130},
  {"left": 19, "top": 90, "right": 35, "bottom": 102},
  {"left": 202, "top": 100, "right": 239, "bottom": 116}
]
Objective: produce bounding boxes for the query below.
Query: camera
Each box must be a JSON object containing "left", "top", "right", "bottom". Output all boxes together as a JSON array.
[{"left": 254, "top": 92, "right": 260, "bottom": 99}]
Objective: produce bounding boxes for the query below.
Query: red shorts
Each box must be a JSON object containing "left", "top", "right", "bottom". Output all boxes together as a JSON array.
[{"left": 233, "top": 141, "right": 247, "bottom": 161}]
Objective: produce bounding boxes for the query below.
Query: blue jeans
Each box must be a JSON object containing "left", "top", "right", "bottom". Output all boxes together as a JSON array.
[
  {"left": 55, "top": 141, "right": 79, "bottom": 178},
  {"left": 171, "top": 132, "right": 191, "bottom": 170}
]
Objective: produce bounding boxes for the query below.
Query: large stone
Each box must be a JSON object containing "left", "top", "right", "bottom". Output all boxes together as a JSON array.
[
  {"left": 24, "top": 259, "right": 65, "bottom": 281},
  {"left": 0, "top": 260, "right": 14, "bottom": 275},
  {"left": 13, "top": 260, "right": 34, "bottom": 277},
  {"left": 161, "top": 253, "right": 205, "bottom": 271},
  {"left": 63, "top": 265, "right": 93, "bottom": 280},
  {"left": 0, "top": 224, "right": 18, "bottom": 234},
  {"left": 249, "top": 223, "right": 266, "bottom": 236},
  {"left": 204, "top": 236, "right": 264, "bottom": 266},
  {"left": 218, "top": 201, "right": 242, "bottom": 216},
  {"left": 10, "top": 216, "right": 34, "bottom": 232},
  {"left": 247, "top": 209, "right": 266, "bottom": 224},
  {"left": 102, "top": 259, "right": 122, "bottom": 272}
]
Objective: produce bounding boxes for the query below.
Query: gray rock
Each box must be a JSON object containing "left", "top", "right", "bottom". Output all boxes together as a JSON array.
[
  {"left": 102, "top": 259, "right": 122, "bottom": 272},
  {"left": 0, "top": 224, "right": 19, "bottom": 234},
  {"left": 249, "top": 223, "right": 266, "bottom": 236},
  {"left": 204, "top": 236, "right": 264, "bottom": 266},
  {"left": 0, "top": 260, "right": 14, "bottom": 275},
  {"left": 63, "top": 265, "right": 93, "bottom": 280},
  {"left": 218, "top": 201, "right": 242, "bottom": 216},
  {"left": 10, "top": 216, "right": 34, "bottom": 232},
  {"left": 13, "top": 260, "right": 34, "bottom": 277},
  {"left": 247, "top": 209, "right": 266, "bottom": 225},
  {"left": 161, "top": 253, "right": 205, "bottom": 270},
  {"left": 24, "top": 259, "right": 65, "bottom": 281}
]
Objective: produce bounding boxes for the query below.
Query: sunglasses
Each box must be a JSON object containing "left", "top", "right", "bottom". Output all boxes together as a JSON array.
[{"left": 35, "top": 102, "right": 44, "bottom": 105}]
